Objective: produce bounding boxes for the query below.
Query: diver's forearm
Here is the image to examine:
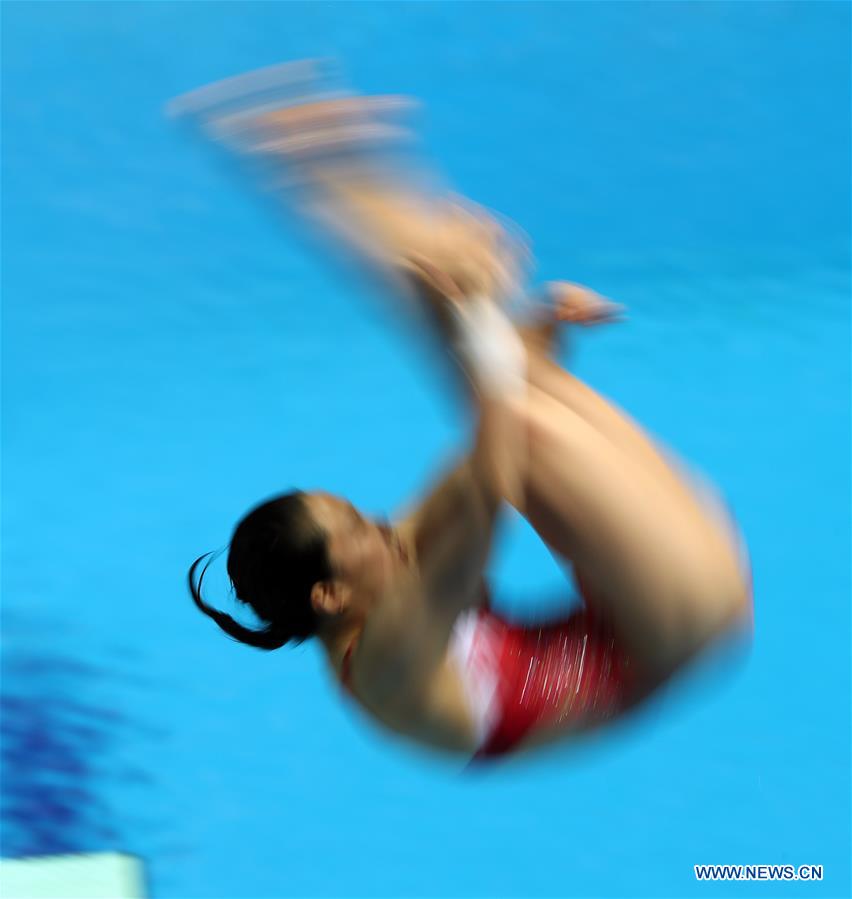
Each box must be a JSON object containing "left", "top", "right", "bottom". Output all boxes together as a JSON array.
[
  {"left": 451, "top": 294, "right": 529, "bottom": 506},
  {"left": 468, "top": 389, "right": 527, "bottom": 513}
]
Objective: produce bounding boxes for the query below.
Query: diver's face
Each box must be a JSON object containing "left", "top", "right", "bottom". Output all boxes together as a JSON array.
[{"left": 305, "top": 492, "right": 403, "bottom": 613}]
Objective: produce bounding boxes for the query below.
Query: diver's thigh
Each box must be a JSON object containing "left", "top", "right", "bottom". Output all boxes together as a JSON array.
[
  {"left": 525, "top": 354, "right": 699, "bottom": 505},
  {"left": 519, "top": 385, "right": 745, "bottom": 675}
]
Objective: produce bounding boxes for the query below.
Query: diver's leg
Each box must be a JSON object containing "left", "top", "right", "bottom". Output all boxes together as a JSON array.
[
  {"left": 502, "top": 379, "right": 750, "bottom": 681},
  {"left": 524, "top": 352, "right": 714, "bottom": 517},
  {"left": 515, "top": 282, "right": 702, "bottom": 506},
  {"left": 203, "top": 89, "right": 524, "bottom": 305},
  {"left": 443, "top": 287, "right": 749, "bottom": 681},
  {"left": 499, "top": 283, "right": 734, "bottom": 576},
  {"left": 439, "top": 287, "right": 749, "bottom": 681}
]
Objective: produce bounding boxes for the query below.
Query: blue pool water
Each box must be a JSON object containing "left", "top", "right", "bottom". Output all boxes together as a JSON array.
[{"left": 2, "top": 3, "right": 849, "bottom": 897}]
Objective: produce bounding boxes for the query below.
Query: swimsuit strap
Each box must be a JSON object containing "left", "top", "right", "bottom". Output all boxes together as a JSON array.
[{"left": 339, "top": 586, "right": 489, "bottom": 695}]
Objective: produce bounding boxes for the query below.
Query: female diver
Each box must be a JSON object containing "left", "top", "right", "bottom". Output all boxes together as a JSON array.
[{"left": 180, "top": 63, "right": 753, "bottom": 762}]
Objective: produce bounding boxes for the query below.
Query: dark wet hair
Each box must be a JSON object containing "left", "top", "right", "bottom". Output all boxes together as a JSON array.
[{"left": 188, "top": 491, "right": 332, "bottom": 650}]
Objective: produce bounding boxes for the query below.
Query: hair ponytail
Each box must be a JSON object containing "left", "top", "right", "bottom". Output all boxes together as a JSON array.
[
  {"left": 188, "top": 552, "right": 288, "bottom": 651},
  {"left": 187, "top": 491, "right": 331, "bottom": 650}
]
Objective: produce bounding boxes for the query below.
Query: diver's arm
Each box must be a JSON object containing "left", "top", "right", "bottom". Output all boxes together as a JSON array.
[
  {"left": 405, "top": 403, "right": 505, "bottom": 598},
  {"left": 359, "top": 400, "right": 514, "bottom": 699},
  {"left": 397, "top": 279, "right": 531, "bottom": 589},
  {"left": 396, "top": 447, "right": 497, "bottom": 590},
  {"left": 355, "top": 336, "right": 516, "bottom": 698},
  {"left": 365, "top": 330, "right": 530, "bottom": 697}
]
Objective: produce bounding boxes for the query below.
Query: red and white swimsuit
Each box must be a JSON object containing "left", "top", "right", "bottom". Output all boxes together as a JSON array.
[
  {"left": 340, "top": 573, "right": 642, "bottom": 761},
  {"left": 452, "top": 578, "right": 641, "bottom": 760},
  {"left": 340, "top": 482, "right": 750, "bottom": 761},
  {"left": 454, "top": 493, "right": 751, "bottom": 759}
]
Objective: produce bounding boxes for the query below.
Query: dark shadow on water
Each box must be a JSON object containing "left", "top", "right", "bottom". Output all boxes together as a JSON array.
[{"left": 0, "top": 628, "right": 154, "bottom": 858}]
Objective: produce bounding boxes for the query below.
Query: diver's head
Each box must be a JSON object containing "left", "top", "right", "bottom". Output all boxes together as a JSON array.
[{"left": 188, "top": 490, "right": 404, "bottom": 649}]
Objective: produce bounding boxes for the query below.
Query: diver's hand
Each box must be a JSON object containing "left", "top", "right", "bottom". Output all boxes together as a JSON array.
[
  {"left": 546, "top": 282, "right": 625, "bottom": 326},
  {"left": 397, "top": 197, "right": 529, "bottom": 306}
]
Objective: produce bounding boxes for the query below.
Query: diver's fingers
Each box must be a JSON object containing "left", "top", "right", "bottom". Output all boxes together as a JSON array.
[
  {"left": 449, "top": 194, "right": 532, "bottom": 283},
  {"left": 548, "top": 282, "right": 626, "bottom": 326},
  {"left": 402, "top": 252, "right": 465, "bottom": 303},
  {"left": 441, "top": 196, "right": 529, "bottom": 301}
]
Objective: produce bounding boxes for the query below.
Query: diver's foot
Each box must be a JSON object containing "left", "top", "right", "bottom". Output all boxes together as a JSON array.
[
  {"left": 170, "top": 58, "right": 417, "bottom": 165},
  {"left": 244, "top": 95, "right": 417, "bottom": 160}
]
